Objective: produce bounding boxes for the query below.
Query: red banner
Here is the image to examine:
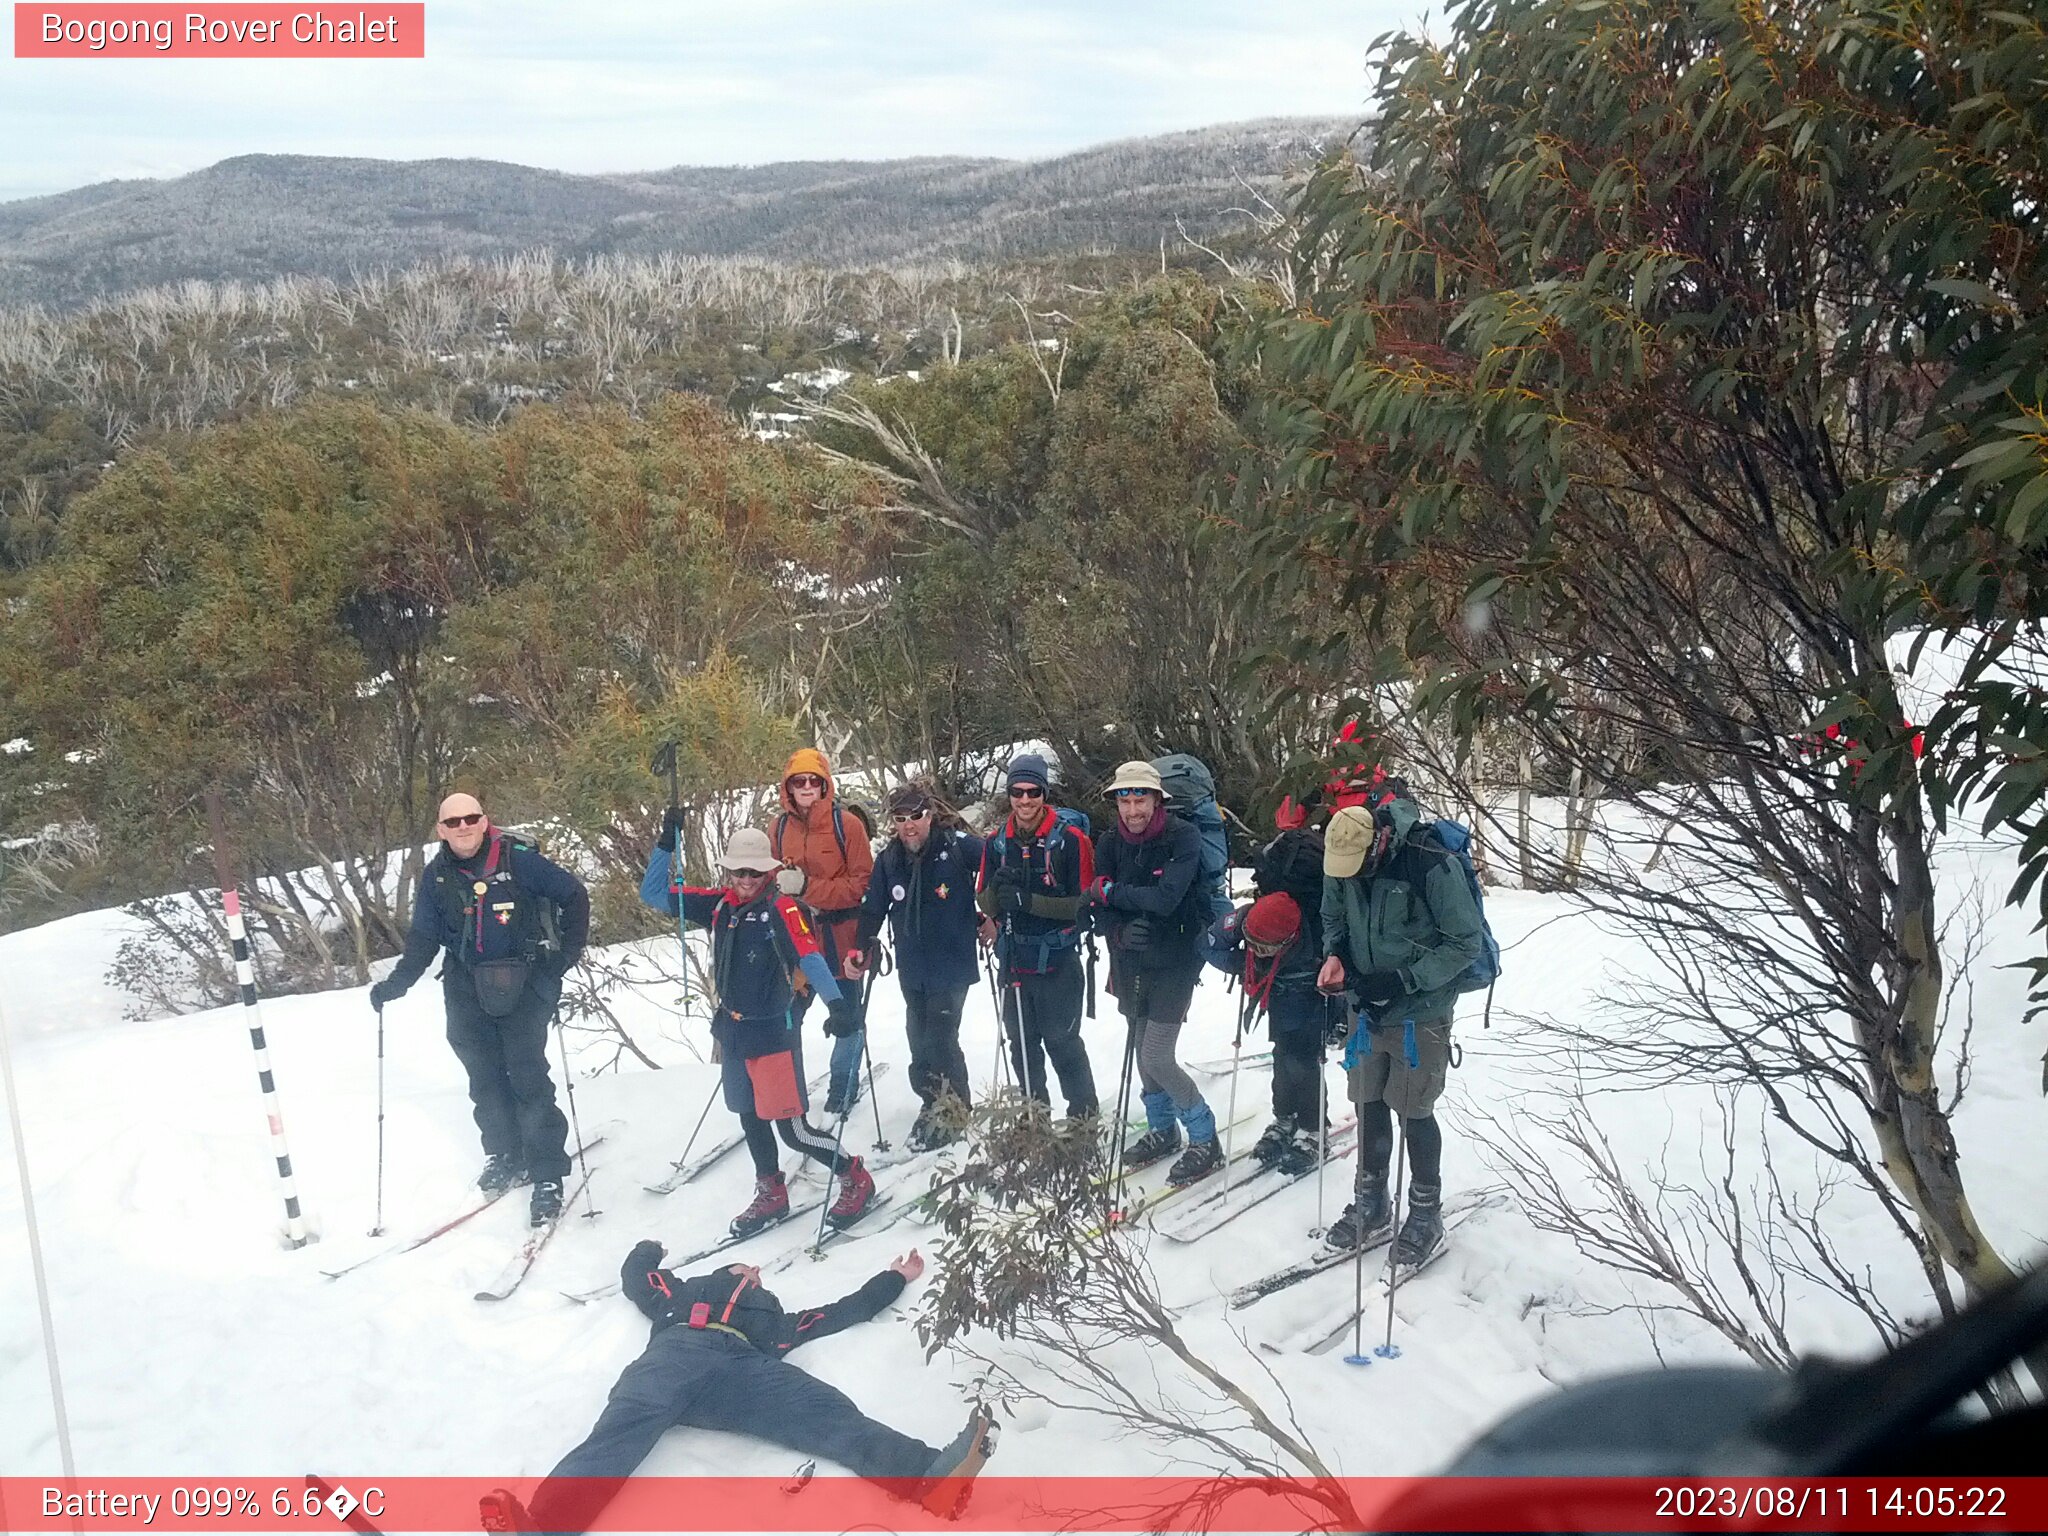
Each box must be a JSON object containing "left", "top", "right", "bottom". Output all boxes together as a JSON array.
[
  {"left": 13, "top": 5, "right": 424, "bottom": 58},
  {"left": 3, "top": 1476, "right": 2044, "bottom": 1531}
]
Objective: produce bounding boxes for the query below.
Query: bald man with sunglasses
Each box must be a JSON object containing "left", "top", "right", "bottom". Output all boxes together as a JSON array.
[{"left": 369, "top": 792, "right": 591, "bottom": 1224}]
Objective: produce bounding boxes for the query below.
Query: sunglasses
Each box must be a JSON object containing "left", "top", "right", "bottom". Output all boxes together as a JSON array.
[
  {"left": 439, "top": 812, "right": 485, "bottom": 829},
  {"left": 788, "top": 774, "right": 826, "bottom": 789},
  {"left": 1007, "top": 786, "right": 1045, "bottom": 800},
  {"left": 1112, "top": 788, "right": 1155, "bottom": 801},
  {"left": 890, "top": 809, "right": 930, "bottom": 823}
]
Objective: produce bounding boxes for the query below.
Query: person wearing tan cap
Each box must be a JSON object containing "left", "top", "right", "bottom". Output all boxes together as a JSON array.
[
  {"left": 640, "top": 825, "right": 877, "bottom": 1238},
  {"left": 1314, "top": 778, "right": 1485, "bottom": 1265},
  {"left": 369, "top": 792, "right": 591, "bottom": 1226},
  {"left": 1086, "top": 759, "right": 1225, "bottom": 1187}
]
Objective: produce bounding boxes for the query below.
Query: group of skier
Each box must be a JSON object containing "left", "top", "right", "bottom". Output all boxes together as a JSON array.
[{"left": 366, "top": 735, "right": 1488, "bottom": 1530}]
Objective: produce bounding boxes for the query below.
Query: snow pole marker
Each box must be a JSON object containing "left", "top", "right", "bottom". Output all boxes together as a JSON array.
[{"left": 204, "top": 788, "right": 309, "bottom": 1249}]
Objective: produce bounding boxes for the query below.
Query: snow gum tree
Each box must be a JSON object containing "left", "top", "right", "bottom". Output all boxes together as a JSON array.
[{"left": 1231, "top": 0, "right": 2047, "bottom": 1351}]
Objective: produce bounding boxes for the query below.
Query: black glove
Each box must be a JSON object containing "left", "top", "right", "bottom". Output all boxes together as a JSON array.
[
  {"left": 989, "top": 865, "right": 1030, "bottom": 917},
  {"left": 824, "top": 996, "right": 863, "bottom": 1037},
  {"left": 1355, "top": 968, "right": 1407, "bottom": 1006},
  {"left": 657, "top": 805, "right": 685, "bottom": 853},
  {"left": 368, "top": 978, "right": 400, "bottom": 1010},
  {"left": 1322, "top": 998, "right": 1351, "bottom": 1049},
  {"left": 1120, "top": 916, "right": 1155, "bottom": 953}
]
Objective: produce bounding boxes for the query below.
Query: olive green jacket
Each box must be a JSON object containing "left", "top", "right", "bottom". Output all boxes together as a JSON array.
[{"left": 1321, "top": 796, "right": 1486, "bottom": 1024}]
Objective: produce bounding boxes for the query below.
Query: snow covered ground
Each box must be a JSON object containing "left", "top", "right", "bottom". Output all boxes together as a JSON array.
[{"left": 2, "top": 831, "right": 2044, "bottom": 1488}]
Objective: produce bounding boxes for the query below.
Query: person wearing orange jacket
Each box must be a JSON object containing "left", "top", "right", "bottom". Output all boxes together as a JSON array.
[{"left": 770, "top": 747, "right": 877, "bottom": 1115}]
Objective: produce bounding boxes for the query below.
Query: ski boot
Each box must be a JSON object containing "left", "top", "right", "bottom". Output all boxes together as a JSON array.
[
  {"left": 1120, "top": 1124, "right": 1182, "bottom": 1173},
  {"left": 1166, "top": 1137, "right": 1223, "bottom": 1188},
  {"left": 477, "top": 1153, "right": 527, "bottom": 1194},
  {"left": 477, "top": 1489, "right": 532, "bottom": 1533},
  {"left": 1273, "top": 1126, "right": 1322, "bottom": 1179},
  {"left": 1326, "top": 1171, "right": 1392, "bottom": 1249},
  {"left": 1249, "top": 1117, "right": 1297, "bottom": 1169},
  {"left": 731, "top": 1172, "right": 790, "bottom": 1238},
  {"left": 1390, "top": 1181, "right": 1444, "bottom": 1268},
  {"left": 920, "top": 1405, "right": 999, "bottom": 1519},
  {"left": 528, "top": 1179, "right": 564, "bottom": 1226},
  {"left": 826, "top": 1155, "right": 876, "bottom": 1230}
]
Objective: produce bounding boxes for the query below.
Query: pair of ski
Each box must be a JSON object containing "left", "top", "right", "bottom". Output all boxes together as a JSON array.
[
  {"left": 1147, "top": 1117, "right": 1360, "bottom": 1243},
  {"left": 320, "top": 1129, "right": 611, "bottom": 1282},
  {"left": 1228, "top": 1193, "right": 1499, "bottom": 1310}
]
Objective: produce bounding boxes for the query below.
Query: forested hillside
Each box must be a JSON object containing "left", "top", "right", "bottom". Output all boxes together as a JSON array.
[{"left": 0, "top": 118, "right": 1353, "bottom": 309}]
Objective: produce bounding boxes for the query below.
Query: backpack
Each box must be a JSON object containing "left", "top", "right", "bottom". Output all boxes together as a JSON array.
[
  {"left": 1254, "top": 826, "right": 1325, "bottom": 906},
  {"left": 429, "top": 831, "right": 563, "bottom": 964},
  {"left": 985, "top": 804, "right": 1091, "bottom": 865},
  {"left": 772, "top": 800, "right": 874, "bottom": 866},
  {"left": 1152, "top": 753, "right": 1232, "bottom": 920},
  {"left": 1408, "top": 818, "right": 1502, "bottom": 999}
]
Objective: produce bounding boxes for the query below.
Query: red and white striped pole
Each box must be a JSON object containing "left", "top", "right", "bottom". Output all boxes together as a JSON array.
[{"left": 205, "top": 789, "right": 309, "bottom": 1249}]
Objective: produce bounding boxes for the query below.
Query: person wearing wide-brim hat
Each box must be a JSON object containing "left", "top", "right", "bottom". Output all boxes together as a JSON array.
[
  {"left": 1314, "top": 780, "right": 1485, "bottom": 1266},
  {"left": 1084, "top": 759, "right": 1225, "bottom": 1188},
  {"left": 640, "top": 825, "right": 878, "bottom": 1238}
]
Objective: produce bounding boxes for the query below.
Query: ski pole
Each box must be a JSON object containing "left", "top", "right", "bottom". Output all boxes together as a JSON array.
[
  {"left": 1378, "top": 1114, "right": 1407, "bottom": 1359},
  {"left": 666, "top": 1078, "right": 723, "bottom": 1174},
  {"left": 811, "top": 1099, "right": 854, "bottom": 1253},
  {"left": 554, "top": 1008, "right": 599, "bottom": 1220},
  {"left": 371, "top": 1002, "right": 387, "bottom": 1237},
  {"left": 1315, "top": 1028, "right": 1330, "bottom": 1238},
  {"left": 1222, "top": 992, "right": 1251, "bottom": 1207},
  {"left": 1109, "top": 1014, "right": 1138, "bottom": 1219},
  {"left": 858, "top": 967, "right": 889, "bottom": 1152},
  {"left": 650, "top": 740, "right": 692, "bottom": 1019}
]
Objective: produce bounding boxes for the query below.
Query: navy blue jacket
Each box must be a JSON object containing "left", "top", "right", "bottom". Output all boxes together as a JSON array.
[
  {"left": 385, "top": 830, "right": 589, "bottom": 996},
  {"left": 853, "top": 827, "right": 984, "bottom": 993},
  {"left": 1095, "top": 811, "right": 1208, "bottom": 966}
]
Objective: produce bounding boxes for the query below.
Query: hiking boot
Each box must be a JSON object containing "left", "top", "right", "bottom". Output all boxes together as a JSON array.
[
  {"left": 477, "top": 1489, "right": 532, "bottom": 1533},
  {"left": 826, "top": 1156, "right": 876, "bottom": 1230},
  {"left": 1327, "top": 1172, "right": 1392, "bottom": 1250},
  {"left": 1166, "top": 1137, "right": 1224, "bottom": 1188},
  {"left": 731, "top": 1172, "right": 790, "bottom": 1238},
  {"left": 477, "top": 1153, "right": 527, "bottom": 1194},
  {"left": 1391, "top": 1181, "right": 1444, "bottom": 1268},
  {"left": 1249, "top": 1118, "right": 1297, "bottom": 1169},
  {"left": 920, "top": 1405, "right": 998, "bottom": 1519},
  {"left": 528, "top": 1179, "right": 565, "bottom": 1225},
  {"left": 1121, "top": 1124, "right": 1182, "bottom": 1172}
]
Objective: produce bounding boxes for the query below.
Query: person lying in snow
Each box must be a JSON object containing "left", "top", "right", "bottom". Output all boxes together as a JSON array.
[{"left": 479, "top": 1243, "right": 995, "bottom": 1533}]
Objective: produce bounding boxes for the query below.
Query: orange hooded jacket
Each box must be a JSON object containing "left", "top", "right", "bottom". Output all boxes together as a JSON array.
[{"left": 770, "top": 747, "right": 875, "bottom": 965}]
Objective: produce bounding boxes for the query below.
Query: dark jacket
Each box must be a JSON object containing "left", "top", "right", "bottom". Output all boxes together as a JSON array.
[
  {"left": 621, "top": 1239, "right": 906, "bottom": 1355},
  {"left": 1205, "top": 902, "right": 1323, "bottom": 1000},
  {"left": 640, "top": 847, "right": 845, "bottom": 1058},
  {"left": 854, "top": 826, "right": 985, "bottom": 992},
  {"left": 975, "top": 809, "right": 1095, "bottom": 974},
  {"left": 385, "top": 829, "right": 589, "bottom": 997},
  {"left": 1094, "top": 810, "right": 1207, "bottom": 968}
]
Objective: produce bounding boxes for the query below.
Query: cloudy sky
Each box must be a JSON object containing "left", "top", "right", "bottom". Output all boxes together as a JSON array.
[{"left": 0, "top": 0, "right": 1421, "bottom": 204}]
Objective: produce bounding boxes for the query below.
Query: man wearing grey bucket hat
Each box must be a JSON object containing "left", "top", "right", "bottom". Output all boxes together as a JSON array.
[{"left": 641, "top": 825, "right": 878, "bottom": 1237}]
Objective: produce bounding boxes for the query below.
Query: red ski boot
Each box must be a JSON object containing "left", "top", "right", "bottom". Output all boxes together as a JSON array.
[
  {"left": 730, "top": 1172, "right": 790, "bottom": 1238},
  {"left": 826, "top": 1155, "right": 876, "bottom": 1230}
]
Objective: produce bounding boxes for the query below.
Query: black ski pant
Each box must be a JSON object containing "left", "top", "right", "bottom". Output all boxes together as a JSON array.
[
  {"left": 740, "top": 1111, "right": 853, "bottom": 1180},
  {"left": 1000, "top": 951, "right": 1097, "bottom": 1117},
  {"left": 527, "top": 1327, "right": 938, "bottom": 1534},
  {"left": 903, "top": 984, "right": 972, "bottom": 1113},
  {"left": 443, "top": 972, "right": 570, "bottom": 1180},
  {"left": 1266, "top": 988, "right": 1331, "bottom": 1127}
]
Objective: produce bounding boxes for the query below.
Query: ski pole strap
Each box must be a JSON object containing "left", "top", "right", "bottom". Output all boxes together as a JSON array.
[{"left": 1402, "top": 1017, "right": 1419, "bottom": 1070}]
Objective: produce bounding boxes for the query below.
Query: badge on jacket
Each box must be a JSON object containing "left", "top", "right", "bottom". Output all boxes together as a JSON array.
[{"left": 935, "top": 883, "right": 950, "bottom": 900}]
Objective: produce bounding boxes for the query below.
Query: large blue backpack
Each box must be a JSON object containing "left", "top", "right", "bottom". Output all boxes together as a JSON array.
[
  {"left": 1413, "top": 818, "right": 1502, "bottom": 1008},
  {"left": 1152, "top": 753, "right": 1233, "bottom": 921}
]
